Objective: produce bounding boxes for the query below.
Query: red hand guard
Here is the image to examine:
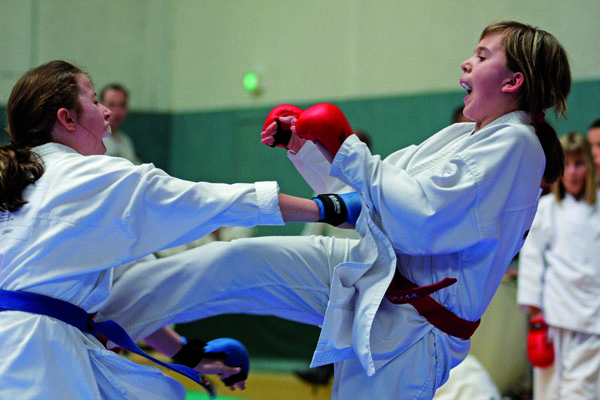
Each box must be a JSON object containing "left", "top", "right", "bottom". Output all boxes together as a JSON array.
[
  {"left": 295, "top": 103, "right": 354, "bottom": 156},
  {"left": 527, "top": 315, "right": 554, "bottom": 368}
]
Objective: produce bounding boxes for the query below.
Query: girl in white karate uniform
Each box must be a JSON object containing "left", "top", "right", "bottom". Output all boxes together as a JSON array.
[
  {"left": 98, "top": 21, "right": 572, "bottom": 400},
  {"left": 0, "top": 60, "right": 336, "bottom": 399},
  {"left": 518, "top": 132, "right": 600, "bottom": 400}
]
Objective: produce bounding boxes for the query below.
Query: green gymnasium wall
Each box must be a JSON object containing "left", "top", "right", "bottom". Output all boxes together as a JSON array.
[
  {"left": 1, "top": 81, "right": 598, "bottom": 233},
  {"left": 157, "top": 80, "right": 600, "bottom": 365},
  {"left": 165, "top": 79, "right": 600, "bottom": 236},
  {"left": 1, "top": 80, "right": 599, "bottom": 365},
  {"left": 2, "top": 81, "right": 598, "bottom": 182},
  {"left": 123, "top": 112, "right": 172, "bottom": 172}
]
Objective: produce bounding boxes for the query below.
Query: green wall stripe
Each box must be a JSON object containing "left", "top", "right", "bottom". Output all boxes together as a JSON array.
[{"left": 0, "top": 80, "right": 598, "bottom": 365}]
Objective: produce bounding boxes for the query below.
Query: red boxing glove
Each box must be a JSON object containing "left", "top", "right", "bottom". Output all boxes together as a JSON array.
[
  {"left": 295, "top": 103, "right": 354, "bottom": 156},
  {"left": 527, "top": 315, "right": 554, "bottom": 368},
  {"left": 263, "top": 104, "right": 303, "bottom": 149}
]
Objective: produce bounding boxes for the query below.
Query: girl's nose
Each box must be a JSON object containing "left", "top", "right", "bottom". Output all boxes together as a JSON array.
[{"left": 461, "top": 59, "right": 471, "bottom": 73}]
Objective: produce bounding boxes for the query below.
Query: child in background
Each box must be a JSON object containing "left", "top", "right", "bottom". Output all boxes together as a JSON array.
[
  {"left": 518, "top": 132, "right": 600, "bottom": 400},
  {"left": 587, "top": 119, "right": 600, "bottom": 184}
]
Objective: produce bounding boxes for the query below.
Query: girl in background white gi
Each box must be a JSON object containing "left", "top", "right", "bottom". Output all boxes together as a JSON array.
[
  {"left": 518, "top": 132, "right": 600, "bottom": 400},
  {"left": 99, "top": 21, "right": 572, "bottom": 400},
  {"left": 0, "top": 60, "right": 339, "bottom": 399}
]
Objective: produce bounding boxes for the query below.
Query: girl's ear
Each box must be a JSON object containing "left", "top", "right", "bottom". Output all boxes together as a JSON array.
[
  {"left": 56, "top": 108, "right": 77, "bottom": 131},
  {"left": 502, "top": 72, "right": 524, "bottom": 93}
]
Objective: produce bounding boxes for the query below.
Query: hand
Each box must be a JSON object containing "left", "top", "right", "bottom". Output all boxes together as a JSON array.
[
  {"left": 194, "top": 358, "right": 246, "bottom": 391},
  {"left": 519, "top": 304, "right": 542, "bottom": 317},
  {"left": 171, "top": 337, "right": 250, "bottom": 391},
  {"left": 204, "top": 338, "right": 250, "bottom": 388},
  {"left": 261, "top": 104, "right": 305, "bottom": 152},
  {"left": 529, "top": 307, "right": 543, "bottom": 319},
  {"left": 261, "top": 115, "right": 306, "bottom": 152}
]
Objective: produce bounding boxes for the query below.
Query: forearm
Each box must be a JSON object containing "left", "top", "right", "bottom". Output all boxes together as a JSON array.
[
  {"left": 143, "top": 326, "right": 184, "bottom": 358},
  {"left": 278, "top": 194, "right": 320, "bottom": 223}
]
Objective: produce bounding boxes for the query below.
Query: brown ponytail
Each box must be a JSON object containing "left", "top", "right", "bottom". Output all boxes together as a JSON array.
[
  {"left": 1, "top": 60, "right": 82, "bottom": 212},
  {"left": 482, "top": 21, "right": 571, "bottom": 185},
  {"left": 533, "top": 121, "right": 564, "bottom": 185},
  {"left": 0, "top": 144, "right": 44, "bottom": 212}
]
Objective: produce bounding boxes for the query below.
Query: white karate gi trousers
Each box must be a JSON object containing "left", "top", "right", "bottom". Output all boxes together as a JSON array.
[{"left": 97, "top": 236, "right": 445, "bottom": 400}]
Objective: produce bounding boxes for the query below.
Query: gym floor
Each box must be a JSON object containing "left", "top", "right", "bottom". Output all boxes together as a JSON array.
[{"left": 128, "top": 353, "right": 333, "bottom": 400}]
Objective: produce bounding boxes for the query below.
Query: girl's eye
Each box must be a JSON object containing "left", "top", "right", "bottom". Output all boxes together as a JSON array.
[{"left": 478, "top": 56, "right": 486, "bottom": 61}]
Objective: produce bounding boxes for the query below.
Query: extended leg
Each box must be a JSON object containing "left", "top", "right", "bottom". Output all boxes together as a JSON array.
[{"left": 97, "top": 235, "right": 356, "bottom": 341}]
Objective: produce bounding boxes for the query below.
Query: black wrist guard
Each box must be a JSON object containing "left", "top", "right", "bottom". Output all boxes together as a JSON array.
[
  {"left": 314, "top": 194, "right": 348, "bottom": 226},
  {"left": 268, "top": 119, "right": 292, "bottom": 148},
  {"left": 172, "top": 339, "right": 207, "bottom": 368}
]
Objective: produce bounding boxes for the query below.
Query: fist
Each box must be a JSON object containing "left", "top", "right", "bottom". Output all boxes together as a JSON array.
[
  {"left": 262, "top": 104, "right": 303, "bottom": 149},
  {"left": 204, "top": 338, "right": 250, "bottom": 386},
  {"left": 295, "top": 103, "right": 353, "bottom": 156},
  {"left": 527, "top": 315, "right": 554, "bottom": 368}
]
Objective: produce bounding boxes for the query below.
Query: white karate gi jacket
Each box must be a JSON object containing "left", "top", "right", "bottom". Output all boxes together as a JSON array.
[
  {"left": 517, "top": 190, "right": 600, "bottom": 334},
  {"left": 289, "top": 111, "right": 544, "bottom": 378},
  {"left": 0, "top": 143, "right": 283, "bottom": 399}
]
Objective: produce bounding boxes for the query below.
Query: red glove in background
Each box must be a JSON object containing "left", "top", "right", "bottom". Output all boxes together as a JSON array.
[
  {"left": 295, "top": 103, "right": 354, "bottom": 156},
  {"left": 527, "top": 315, "right": 554, "bottom": 368},
  {"left": 262, "top": 104, "right": 303, "bottom": 149}
]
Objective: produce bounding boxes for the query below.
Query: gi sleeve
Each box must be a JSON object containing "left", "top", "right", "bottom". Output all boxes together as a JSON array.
[
  {"left": 332, "top": 125, "right": 543, "bottom": 255},
  {"left": 517, "top": 198, "right": 551, "bottom": 309},
  {"left": 120, "top": 167, "right": 283, "bottom": 259},
  {"left": 63, "top": 157, "right": 283, "bottom": 264},
  {"left": 287, "top": 141, "right": 352, "bottom": 194}
]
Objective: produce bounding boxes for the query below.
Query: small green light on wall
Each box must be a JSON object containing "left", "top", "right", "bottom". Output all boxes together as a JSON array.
[{"left": 243, "top": 71, "right": 259, "bottom": 92}]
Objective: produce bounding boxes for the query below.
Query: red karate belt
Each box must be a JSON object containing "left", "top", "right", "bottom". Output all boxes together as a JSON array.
[{"left": 385, "top": 271, "right": 480, "bottom": 340}]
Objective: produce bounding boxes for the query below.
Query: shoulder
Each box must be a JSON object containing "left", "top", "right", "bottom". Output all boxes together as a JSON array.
[
  {"left": 425, "top": 122, "right": 474, "bottom": 145},
  {"left": 456, "top": 116, "right": 544, "bottom": 199},
  {"left": 384, "top": 123, "right": 473, "bottom": 163},
  {"left": 483, "top": 118, "right": 536, "bottom": 145},
  {"left": 464, "top": 117, "right": 541, "bottom": 165},
  {"left": 36, "top": 143, "right": 153, "bottom": 187},
  {"left": 483, "top": 112, "right": 538, "bottom": 147}
]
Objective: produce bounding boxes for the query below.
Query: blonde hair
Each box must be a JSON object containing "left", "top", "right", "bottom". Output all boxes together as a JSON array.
[
  {"left": 552, "top": 132, "right": 597, "bottom": 205},
  {"left": 481, "top": 21, "right": 571, "bottom": 185}
]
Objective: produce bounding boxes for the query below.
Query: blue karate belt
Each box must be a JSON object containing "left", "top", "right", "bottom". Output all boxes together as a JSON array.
[{"left": 0, "top": 289, "right": 216, "bottom": 398}]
